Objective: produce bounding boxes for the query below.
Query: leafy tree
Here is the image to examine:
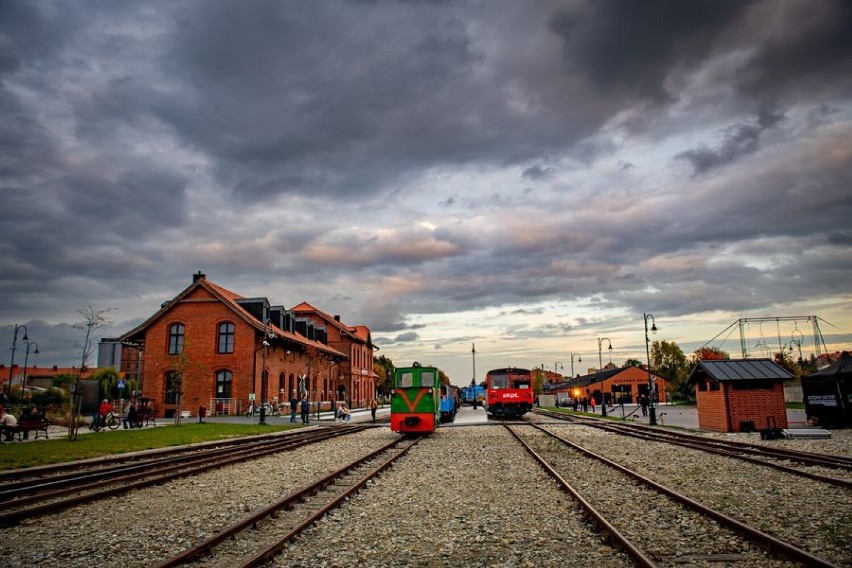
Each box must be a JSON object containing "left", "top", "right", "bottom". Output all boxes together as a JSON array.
[
  {"left": 692, "top": 346, "right": 730, "bottom": 361},
  {"left": 437, "top": 369, "right": 451, "bottom": 385},
  {"left": 623, "top": 358, "right": 643, "bottom": 368},
  {"left": 652, "top": 340, "right": 689, "bottom": 401},
  {"left": 373, "top": 355, "right": 395, "bottom": 395},
  {"left": 90, "top": 367, "right": 121, "bottom": 400},
  {"left": 52, "top": 373, "right": 77, "bottom": 389}
]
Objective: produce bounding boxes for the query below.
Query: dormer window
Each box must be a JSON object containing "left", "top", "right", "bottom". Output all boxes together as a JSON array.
[{"left": 168, "top": 323, "right": 185, "bottom": 355}]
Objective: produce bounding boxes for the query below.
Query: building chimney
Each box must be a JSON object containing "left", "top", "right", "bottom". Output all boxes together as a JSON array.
[
  {"left": 334, "top": 315, "right": 341, "bottom": 322},
  {"left": 193, "top": 271, "right": 206, "bottom": 282}
]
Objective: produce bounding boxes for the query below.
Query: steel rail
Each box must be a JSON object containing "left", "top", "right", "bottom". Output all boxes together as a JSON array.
[
  {"left": 0, "top": 429, "right": 338, "bottom": 501},
  {"left": 535, "top": 409, "right": 852, "bottom": 470},
  {"left": 530, "top": 423, "right": 840, "bottom": 568},
  {"left": 152, "top": 436, "right": 419, "bottom": 568},
  {"left": 0, "top": 427, "right": 366, "bottom": 527},
  {"left": 503, "top": 424, "right": 657, "bottom": 568}
]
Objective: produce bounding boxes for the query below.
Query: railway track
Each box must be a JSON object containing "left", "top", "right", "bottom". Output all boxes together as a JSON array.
[
  {"left": 508, "top": 423, "right": 840, "bottom": 568},
  {"left": 153, "top": 436, "right": 420, "bottom": 568},
  {"left": 0, "top": 425, "right": 375, "bottom": 526},
  {"left": 533, "top": 409, "right": 852, "bottom": 487}
]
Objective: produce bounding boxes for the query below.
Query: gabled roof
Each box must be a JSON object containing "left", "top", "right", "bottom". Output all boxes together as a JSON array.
[
  {"left": 291, "top": 301, "right": 355, "bottom": 336},
  {"left": 121, "top": 277, "right": 346, "bottom": 359},
  {"left": 688, "top": 358, "right": 793, "bottom": 384}
]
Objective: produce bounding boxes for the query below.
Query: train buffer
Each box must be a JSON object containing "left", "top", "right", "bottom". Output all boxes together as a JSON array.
[{"left": 781, "top": 428, "right": 831, "bottom": 439}]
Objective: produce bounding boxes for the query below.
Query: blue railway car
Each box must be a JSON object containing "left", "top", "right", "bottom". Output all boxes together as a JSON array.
[{"left": 440, "top": 384, "right": 459, "bottom": 423}]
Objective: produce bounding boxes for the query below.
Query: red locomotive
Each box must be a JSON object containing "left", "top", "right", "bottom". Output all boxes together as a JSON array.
[{"left": 485, "top": 367, "right": 533, "bottom": 418}]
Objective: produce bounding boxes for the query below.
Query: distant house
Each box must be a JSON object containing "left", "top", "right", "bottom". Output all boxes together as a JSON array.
[
  {"left": 564, "top": 366, "right": 668, "bottom": 406},
  {"left": 688, "top": 358, "right": 792, "bottom": 433},
  {"left": 116, "top": 272, "right": 365, "bottom": 418}
]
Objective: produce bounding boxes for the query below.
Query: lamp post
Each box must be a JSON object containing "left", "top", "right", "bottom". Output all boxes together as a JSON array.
[
  {"left": 471, "top": 343, "right": 477, "bottom": 409},
  {"left": 569, "top": 352, "right": 582, "bottom": 378},
  {"left": 597, "top": 337, "right": 612, "bottom": 417},
  {"left": 7, "top": 324, "right": 29, "bottom": 406},
  {"left": 259, "top": 319, "right": 275, "bottom": 425},
  {"left": 21, "top": 340, "right": 39, "bottom": 405},
  {"left": 644, "top": 313, "right": 658, "bottom": 425}
]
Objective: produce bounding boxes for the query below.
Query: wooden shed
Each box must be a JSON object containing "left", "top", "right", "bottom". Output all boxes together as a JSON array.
[{"left": 687, "top": 359, "right": 792, "bottom": 433}]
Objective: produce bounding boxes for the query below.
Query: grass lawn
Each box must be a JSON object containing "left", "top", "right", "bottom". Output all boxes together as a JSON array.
[{"left": 0, "top": 422, "right": 299, "bottom": 471}]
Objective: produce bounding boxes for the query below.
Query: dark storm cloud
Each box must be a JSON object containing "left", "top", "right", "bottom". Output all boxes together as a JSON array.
[
  {"left": 548, "top": 0, "right": 753, "bottom": 101},
  {"left": 735, "top": 0, "right": 852, "bottom": 101}
]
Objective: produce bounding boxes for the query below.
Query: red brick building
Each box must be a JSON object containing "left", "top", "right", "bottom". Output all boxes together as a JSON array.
[
  {"left": 118, "top": 273, "right": 372, "bottom": 418},
  {"left": 688, "top": 359, "right": 791, "bottom": 433},
  {"left": 291, "top": 302, "right": 377, "bottom": 408}
]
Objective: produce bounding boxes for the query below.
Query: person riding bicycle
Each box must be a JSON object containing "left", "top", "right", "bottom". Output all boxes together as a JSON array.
[{"left": 98, "top": 399, "right": 114, "bottom": 430}]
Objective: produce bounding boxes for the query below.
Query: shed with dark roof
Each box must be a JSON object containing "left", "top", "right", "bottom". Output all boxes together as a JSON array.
[{"left": 687, "top": 358, "right": 792, "bottom": 433}]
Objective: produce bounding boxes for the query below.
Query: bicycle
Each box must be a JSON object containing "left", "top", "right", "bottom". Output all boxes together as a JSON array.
[
  {"left": 89, "top": 411, "right": 120, "bottom": 431},
  {"left": 244, "top": 402, "right": 278, "bottom": 417}
]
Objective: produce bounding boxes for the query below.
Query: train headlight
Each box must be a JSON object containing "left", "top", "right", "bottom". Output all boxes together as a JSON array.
[{"left": 428, "top": 388, "right": 433, "bottom": 394}]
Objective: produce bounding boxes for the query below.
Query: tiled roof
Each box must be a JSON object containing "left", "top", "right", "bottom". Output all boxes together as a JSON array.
[
  {"left": 690, "top": 358, "right": 793, "bottom": 382},
  {"left": 122, "top": 277, "right": 346, "bottom": 359}
]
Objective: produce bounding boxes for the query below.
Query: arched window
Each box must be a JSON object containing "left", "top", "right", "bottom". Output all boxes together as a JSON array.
[
  {"left": 168, "top": 323, "right": 185, "bottom": 355},
  {"left": 215, "top": 370, "right": 233, "bottom": 398},
  {"left": 217, "top": 322, "right": 235, "bottom": 354}
]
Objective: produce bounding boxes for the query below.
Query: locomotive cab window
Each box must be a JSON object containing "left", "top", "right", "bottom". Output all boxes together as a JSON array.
[
  {"left": 490, "top": 374, "right": 509, "bottom": 389},
  {"left": 419, "top": 371, "right": 435, "bottom": 387},
  {"left": 514, "top": 380, "right": 530, "bottom": 389},
  {"left": 397, "top": 372, "right": 414, "bottom": 388}
]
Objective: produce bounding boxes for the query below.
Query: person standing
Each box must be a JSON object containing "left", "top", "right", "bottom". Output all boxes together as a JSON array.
[
  {"left": 123, "top": 402, "right": 138, "bottom": 429},
  {"left": 300, "top": 396, "right": 309, "bottom": 425},
  {"left": 289, "top": 394, "right": 298, "bottom": 423},
  {"left": 589, "top": 396, "right": 596, "bottom": 413},
  {"left": 640, "top": 394, "right": 649, "bottom": 417},
  {"left": 370, "top": 398, "right": 378, "bottom": 423}
]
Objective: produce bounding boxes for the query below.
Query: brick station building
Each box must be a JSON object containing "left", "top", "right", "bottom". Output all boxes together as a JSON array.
[
  {"left": 687, "top": 358, "right": 791, "bottom": 433},
  {"left": 111, "top": 272, "right": 376, "bottom": 418}
]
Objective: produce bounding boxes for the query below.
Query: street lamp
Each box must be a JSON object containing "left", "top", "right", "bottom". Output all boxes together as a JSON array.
[
  {"left": 259, "top": 319, "right": 276, "bottom": 425},
  {"left": 21, "top": 340, "right": 39, "bottom": 405},
  {"left": 471, "top": 343, "right": 477, "bottom": 409},
  {"left": 569, "top": 352, "right": 582, "bottom": 378},
  {"left": 597, "top": 337, "right": 612, "bottom": 417},
  {"left": 644, "top": 313, "right": 658, "bottom": 425},
  {"left": 7, "top": 324, "right": 29, "bottom": 406}
]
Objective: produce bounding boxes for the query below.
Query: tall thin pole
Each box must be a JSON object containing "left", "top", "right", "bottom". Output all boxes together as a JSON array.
[
  {"left": 471, "top": 343, "right": 477, "bottom": 409},
  {"left": 644, "top": 313, "right": 658, "bottom": 425}
]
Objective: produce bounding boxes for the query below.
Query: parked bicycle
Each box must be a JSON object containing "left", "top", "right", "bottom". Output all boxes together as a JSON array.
[
  {"left": 89, "top": 411, "right": 120, "bottom": 431},
  {"left": 244, "top": 402, "right": 278, "bottom": 417}
]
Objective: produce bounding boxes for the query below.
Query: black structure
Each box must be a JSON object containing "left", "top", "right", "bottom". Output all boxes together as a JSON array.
[{"left": 802, "top": 351, "right": 852, "bottom": 428}]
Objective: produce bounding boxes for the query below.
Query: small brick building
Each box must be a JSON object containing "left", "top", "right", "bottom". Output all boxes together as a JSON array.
[{"left": 688, "top": 359, "right": 792, "bottom": 433}]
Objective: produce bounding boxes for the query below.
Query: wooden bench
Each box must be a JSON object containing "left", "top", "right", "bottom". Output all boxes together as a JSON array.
[{"left": 15, "top": 417, "right": 51, "bottom": 440}]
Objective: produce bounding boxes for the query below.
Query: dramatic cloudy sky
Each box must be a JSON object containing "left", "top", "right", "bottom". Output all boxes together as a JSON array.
[{"left": 2, "top": 0, "right": 851, "bottom": 384}]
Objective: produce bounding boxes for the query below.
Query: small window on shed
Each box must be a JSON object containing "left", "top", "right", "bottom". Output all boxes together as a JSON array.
[
  {"left": 697, "top": 380, "right": 707, "bottom": 392},
  {"left": 710, "top": 380, "right": 720, "bottom": 391},
  {"left": 732, "top": 380, "right": 773, "bottom": 390}
]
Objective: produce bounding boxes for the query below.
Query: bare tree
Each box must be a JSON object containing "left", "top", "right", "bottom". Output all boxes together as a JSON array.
[{"left": 68, "top": 304, "right": 113, "bottom": 441}]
